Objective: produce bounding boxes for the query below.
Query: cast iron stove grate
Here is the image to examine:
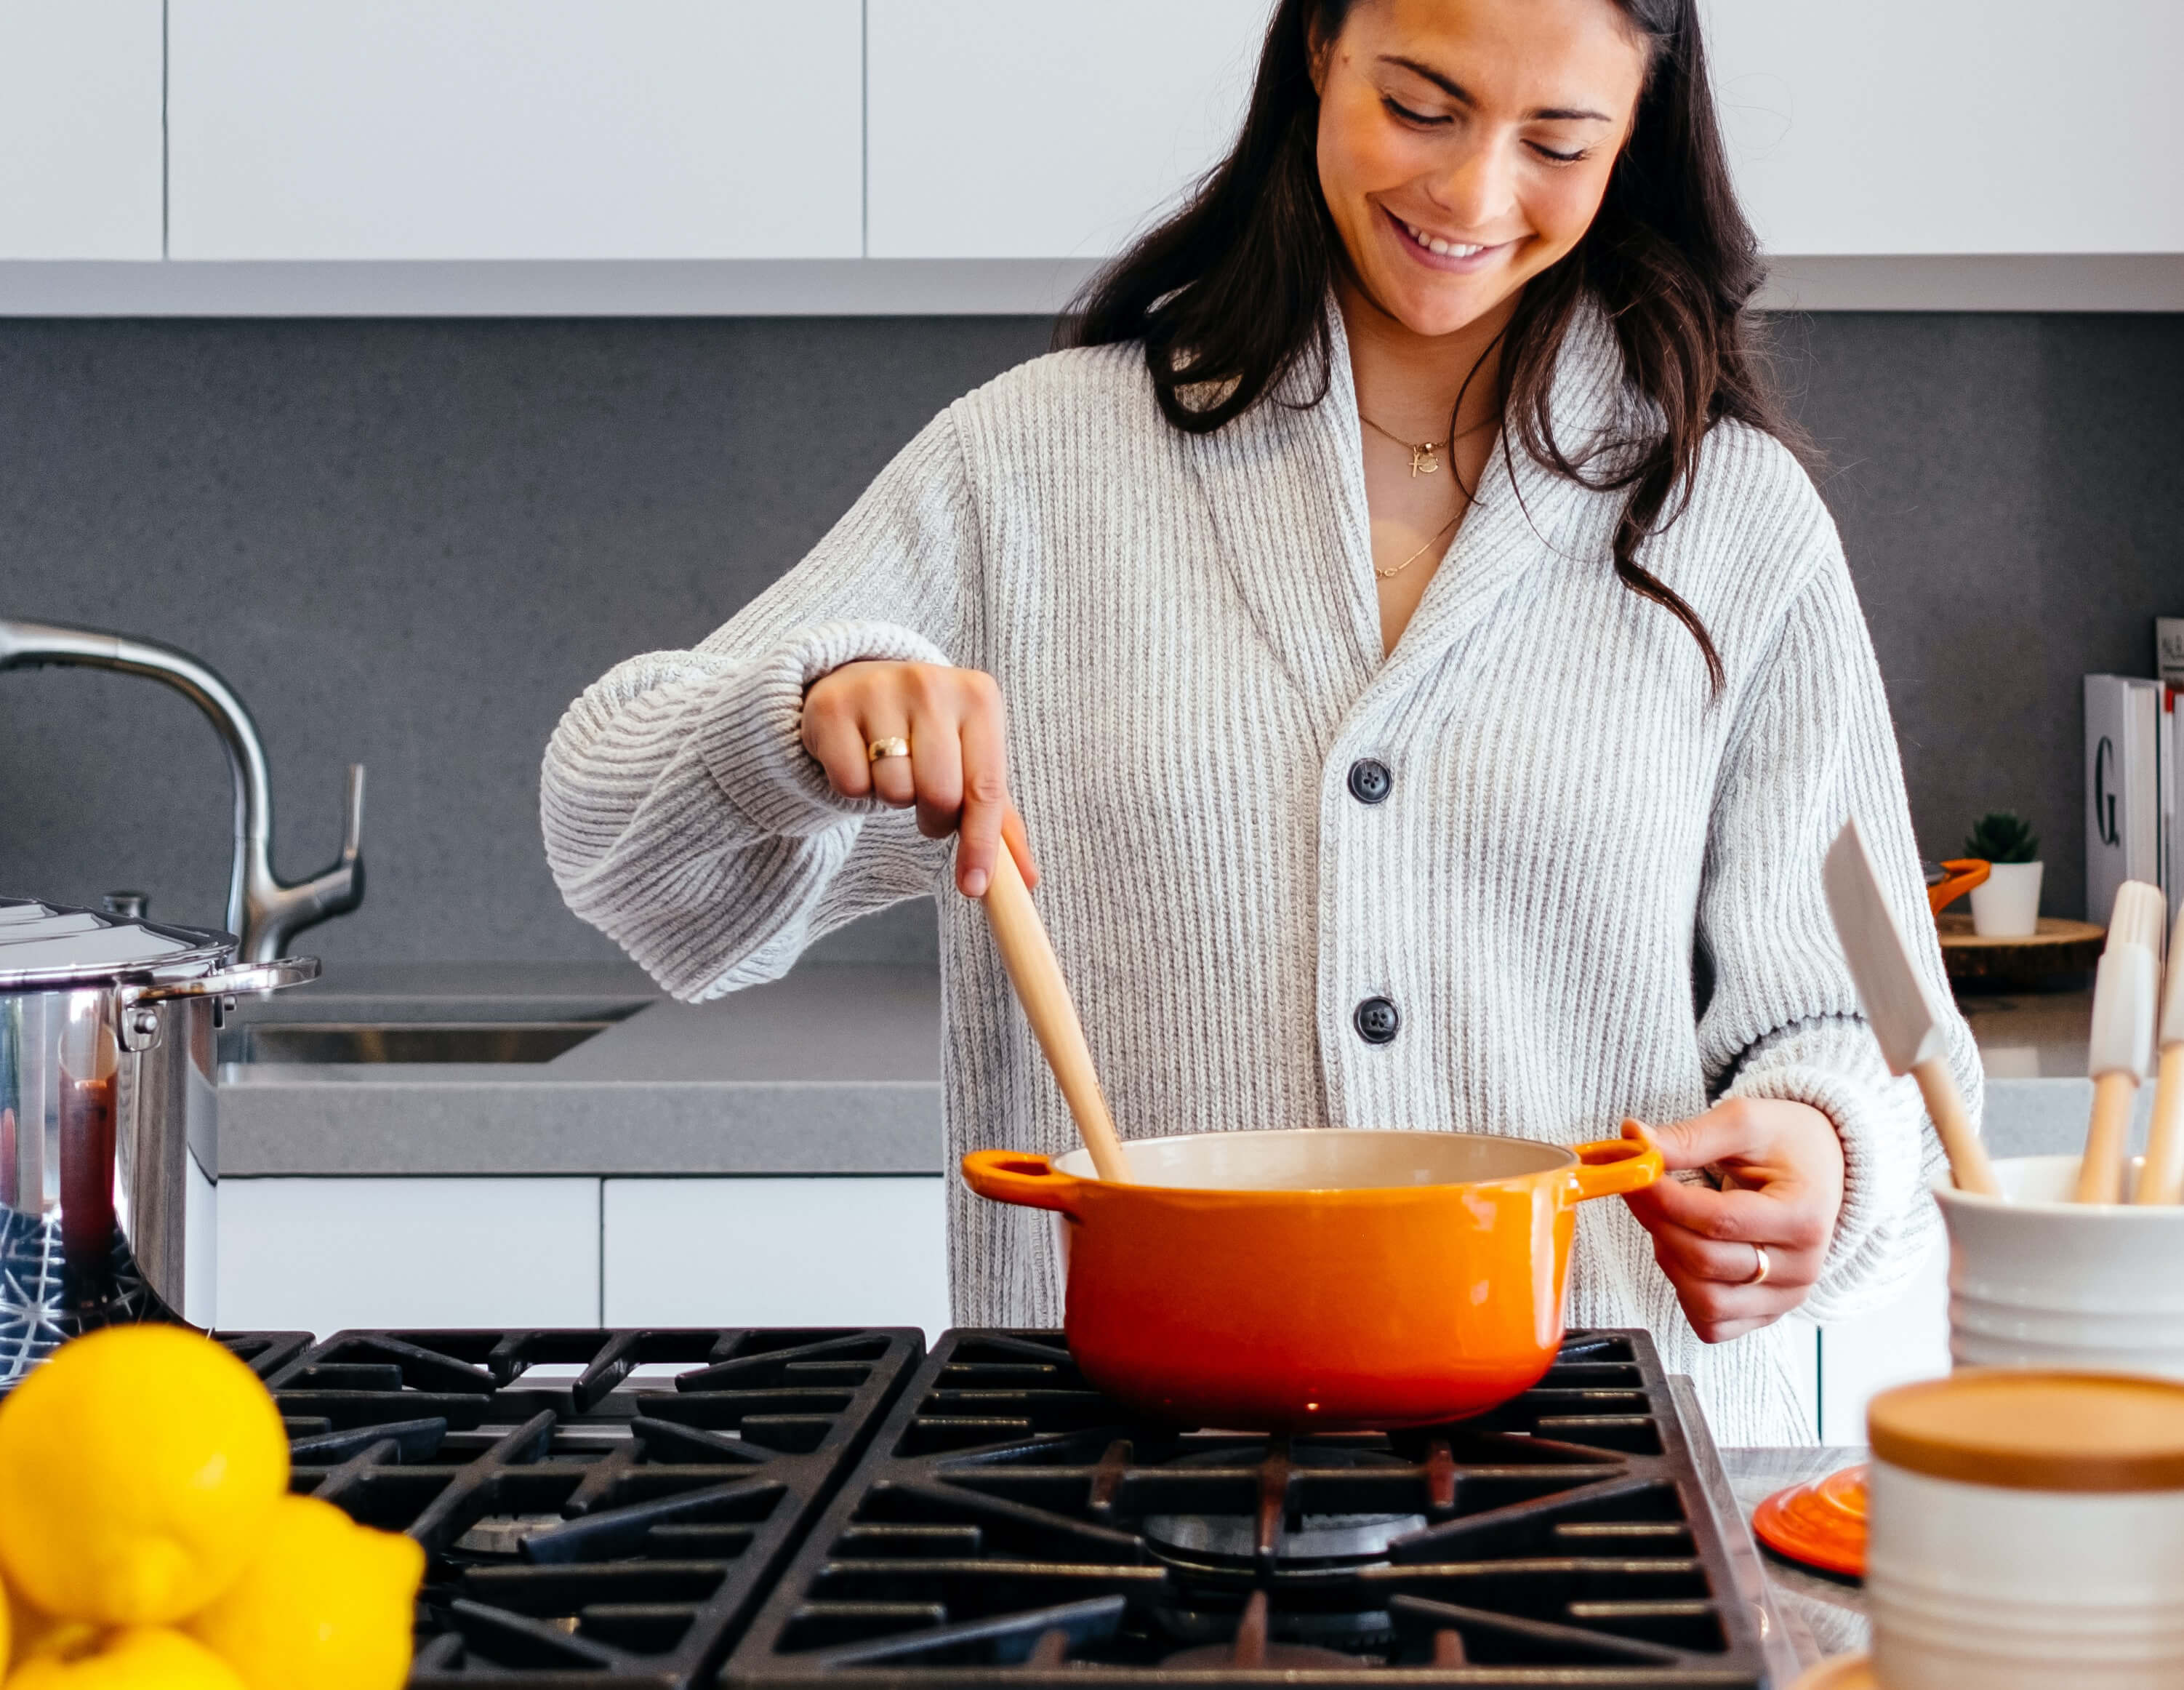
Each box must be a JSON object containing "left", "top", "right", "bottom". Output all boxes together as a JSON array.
[
  {"left": 264, "top": 1326, "right": 921, "bottom": 1689},
  {"left": 724, "top": 1329, "right": 1780, "bottom": 1687}
]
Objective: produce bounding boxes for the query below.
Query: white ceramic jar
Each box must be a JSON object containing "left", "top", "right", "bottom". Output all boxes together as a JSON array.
[
  {"left": 1866, "top": 1371, "right": 2184, "bottom": 1690},
  {"left": 1933, "top": 1156, "right": 2184, "bottom": 1376}
]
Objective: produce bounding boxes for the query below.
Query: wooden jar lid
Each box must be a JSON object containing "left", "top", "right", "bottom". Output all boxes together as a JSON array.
[{"left": 1870, "top": 1371, "right": 2184, "bottom": 1492}]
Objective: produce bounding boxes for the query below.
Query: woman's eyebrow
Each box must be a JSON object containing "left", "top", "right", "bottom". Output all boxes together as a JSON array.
[{"left": 1377, "top": 54, "right": 1615, "bottom": 124}]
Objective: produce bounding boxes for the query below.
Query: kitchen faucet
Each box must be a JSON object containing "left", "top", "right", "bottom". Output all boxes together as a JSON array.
[{"left": 0, "top": 617, "right": 364, "bottom": 961}]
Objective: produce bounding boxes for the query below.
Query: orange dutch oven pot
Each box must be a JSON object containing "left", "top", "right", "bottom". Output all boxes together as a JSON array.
[{"left": 960, "top": 1126, "right": 1663, "bottom": 1431}]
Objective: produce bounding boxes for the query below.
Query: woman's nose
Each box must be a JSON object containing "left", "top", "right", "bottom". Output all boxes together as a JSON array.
[{"left": 1424, "top": 135, "right": 1517, "bottom": 233}]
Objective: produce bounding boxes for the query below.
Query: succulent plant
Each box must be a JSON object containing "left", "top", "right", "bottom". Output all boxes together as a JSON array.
[{"left": 1964, "top": 811, "right": 2039, "bottom": 864}]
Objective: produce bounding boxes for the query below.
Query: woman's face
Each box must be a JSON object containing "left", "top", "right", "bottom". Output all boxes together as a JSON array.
[{"left": 1314, "top": 0, "right": 1648, "bottom": 338}]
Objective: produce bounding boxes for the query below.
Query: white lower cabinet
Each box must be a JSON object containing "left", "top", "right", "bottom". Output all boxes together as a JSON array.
[
  {"left": 217, "top": 1177, "right": 602, "bottom": 1334},
  {"left": 1815, "top": 1234, "right": 1952, "bottom": 1445},
  {"left": 603, "top": 1178, "right": 951, "bottom": 1340}
]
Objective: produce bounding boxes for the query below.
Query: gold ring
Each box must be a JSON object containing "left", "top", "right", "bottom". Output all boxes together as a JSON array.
[
  {"left": 866, "top": 737, "right": 910, "bottom": 763},
  {"left": 1742, "top": 1244, "right": 1771, "bottom": 1286}
]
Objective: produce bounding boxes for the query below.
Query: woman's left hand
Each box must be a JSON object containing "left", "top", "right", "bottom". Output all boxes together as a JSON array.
[{"left": 1618, "top": 1101, "right": 1845, "bottom": 1343}]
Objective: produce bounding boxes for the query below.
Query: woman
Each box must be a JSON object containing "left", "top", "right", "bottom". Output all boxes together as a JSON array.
[{"left": 542, "top": 0, "right": 1975, "bottom": 1443}]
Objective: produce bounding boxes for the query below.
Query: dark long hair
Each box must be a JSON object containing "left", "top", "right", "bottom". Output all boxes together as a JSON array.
[{"left": 1063, "top": 0, "right": 1794, "bottom": 692}]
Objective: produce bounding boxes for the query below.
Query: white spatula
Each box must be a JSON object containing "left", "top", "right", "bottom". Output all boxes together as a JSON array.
[
  {"left": 2075, "top": 881, "right": 2164, "bottom": 1203},
  {"left": 2138, "top": 904, "right": 2184, "bottom": 1204},
  {"left": 1823, "top": 817, "right": 2001, "bottom": 1196}
]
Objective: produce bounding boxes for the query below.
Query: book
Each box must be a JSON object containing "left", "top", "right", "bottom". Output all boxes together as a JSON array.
[
  {"left": 2166, "top": 685, "right": 2181, "bottom": 916},
  {"left": 2086, "top": 673, "right": 2161, "bottom": 923},
  {"left": 2159, "top": 617, "right": 2184, "bottom": 689}
]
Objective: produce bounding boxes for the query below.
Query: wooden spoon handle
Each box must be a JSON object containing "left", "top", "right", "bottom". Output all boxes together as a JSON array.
[
  {"left": 2137, "top": 1046, "right": 2184, "bottom": 1205},
  {"left": 2074, "top": 1070, "right": 2140, "bottom": 1204},
  {"left": 1912, "top": 1057, "right": 2002, "bottom": 1196},
  {"left": 980, "top": 846, "right": 1130, "bottom": 1182}
]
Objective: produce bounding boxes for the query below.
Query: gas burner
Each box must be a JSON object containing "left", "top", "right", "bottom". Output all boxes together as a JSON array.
[
  {"left": 1159, "top": 1589, "right": 1366, "bottom": 1668},
  {"left": 265, "top": 1326, "right": 921, "bottom": 1687},
  {"left": 725, "top": 1328, "right": 1790, "bottom": 1684},
  {"left": 1141, "top": 1443, "right": 1428, "bottom": 1574}
]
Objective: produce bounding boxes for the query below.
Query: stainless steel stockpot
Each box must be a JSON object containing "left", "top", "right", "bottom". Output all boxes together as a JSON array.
[{"left": 0, "top": 898, "right": 315, "bottom": 1332}]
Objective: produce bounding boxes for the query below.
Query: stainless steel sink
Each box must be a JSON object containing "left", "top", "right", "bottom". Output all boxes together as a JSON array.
[{"left": 221, "top": 1020, "right": 617, "bottom": 1065}]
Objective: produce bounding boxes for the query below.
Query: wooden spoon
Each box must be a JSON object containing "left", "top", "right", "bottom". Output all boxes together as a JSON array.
[
  {"left": 979, "top": 846, "right": 1131, "bottom": 1182},
  {"left": 2136, "top": 906, "right": 2184, "bottom": 1204}
]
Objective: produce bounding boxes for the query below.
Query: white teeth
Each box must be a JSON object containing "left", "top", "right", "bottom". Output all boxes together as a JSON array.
[{"left": 1401, "top": 218, "right": 1485, "bottom": 259}]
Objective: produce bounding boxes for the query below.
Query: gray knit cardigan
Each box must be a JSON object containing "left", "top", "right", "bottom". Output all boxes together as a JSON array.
[{"left": 541, "top": 305, "right": 1978, "bottom": 1446}]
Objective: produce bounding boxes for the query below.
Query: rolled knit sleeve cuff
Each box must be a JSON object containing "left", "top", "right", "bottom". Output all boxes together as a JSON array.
[
  {"left": 694, "top": 618, "right": 950, "bottom": 838},
  {"left": 1727, "top": 1057, "right": 1927, "bottom": 1321}
]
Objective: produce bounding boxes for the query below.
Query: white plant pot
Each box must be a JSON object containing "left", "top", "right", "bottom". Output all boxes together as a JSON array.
[{"left": 1969, "top": 860, "right": 2042, "bottom": 937}]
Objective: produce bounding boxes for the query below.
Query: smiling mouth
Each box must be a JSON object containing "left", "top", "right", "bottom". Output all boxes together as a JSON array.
[{"left": 1390, "top": 211, "right": 1504, "bottom": 262}]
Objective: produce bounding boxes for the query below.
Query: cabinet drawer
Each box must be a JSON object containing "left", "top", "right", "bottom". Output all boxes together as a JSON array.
[
  {"left": 217, "top": 1177, "right": 601, "bottom": 1334},
  {"left": 169, "top": 0, "right": 863, "bottom": 260},
  {"left": 0, "top": 0, "right": 163, "bottom": 259},
  {"left": 603, "top": 1177, "right": 950, "bottom": 1339}
]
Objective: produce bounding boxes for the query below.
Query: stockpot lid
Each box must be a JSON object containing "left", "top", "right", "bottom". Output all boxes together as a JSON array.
[{"left": 0, "top": 897, "right": 237, "bottom": 992}]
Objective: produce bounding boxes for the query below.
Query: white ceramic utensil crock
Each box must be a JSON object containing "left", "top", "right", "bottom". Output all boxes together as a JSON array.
[
  {"left": 1866, "top": 1371, "right": 2184, "bottom": 1690},
  {"left": 1934, "top": 1156, "right": 2184, "bottom": 1376}
]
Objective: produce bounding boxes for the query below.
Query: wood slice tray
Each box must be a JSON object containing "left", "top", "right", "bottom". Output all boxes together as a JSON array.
[{"left": 1938, "top": 913, "right": 2105, "bottom": 984}]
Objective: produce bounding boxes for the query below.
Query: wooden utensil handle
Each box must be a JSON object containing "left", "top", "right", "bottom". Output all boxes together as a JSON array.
[
  {"left": 1912, "top": 1057, "right": 2002, "bottom": 1196},
  {"left": 2073, "top": 1070, "right": 2140, "bottom": 1204},
  {"left": 2136, "top": 1046, "right": 2184, "bottom": 1205},
  {"left": 981, "top": 847, "right": 1131, "bottom": 1183}
]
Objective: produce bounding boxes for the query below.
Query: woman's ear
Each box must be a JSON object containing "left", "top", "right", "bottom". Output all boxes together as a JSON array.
[{"left": 1304, "top": 9, "right": 1335, "bottom": 97}]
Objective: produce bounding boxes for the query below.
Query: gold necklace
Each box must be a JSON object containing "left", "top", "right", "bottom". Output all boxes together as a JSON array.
[
  {"left": 1359, "top": 410, "right": 1447, "bottom": 476},
  {"left": 1375, "top": 509, "right": 1462, "bottom": 580}
]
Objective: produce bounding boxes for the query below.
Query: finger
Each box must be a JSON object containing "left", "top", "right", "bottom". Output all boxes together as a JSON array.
[
  {"left": 1639, "top": 1102, "right": 1771, "bottom": 1174},
  {"left": 909, "top": 715, "right": 965, "bottom": 842},
  {"left": 1625, "top": 1172, "right": 1822, "bottom": 1249},
  {"left": 1650, "top": 1223, "right": 1818, "bottom": 1291},
  {"left": 801, "top": 688, "right": 876, "bottom": 800},
  {"left": 1001, "top": 807, "right": 1040, "bottom": 890},
  {"left": 953, "top": 686, "right": 1012, "bottom": 897},
  {"left": 1688, "top": 1312, "right": 1783, "bottom": 1345},
  {"left": 865, "top": 720, "right": 915, "bottom": 807}
]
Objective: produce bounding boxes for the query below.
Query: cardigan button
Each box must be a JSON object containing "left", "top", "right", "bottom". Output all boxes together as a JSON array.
[
  {"left": 1346, "top": 758, "right": 1392, "bottom": 804},
  {"left": 1353, "top": 996, "right": 1400, "bottom": 1045}
]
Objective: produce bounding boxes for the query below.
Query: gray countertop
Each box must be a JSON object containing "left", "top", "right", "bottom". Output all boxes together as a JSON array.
[
  {"left": 218, "top": 961, "right": 2129, "bottom": 1180},
  {"left": 219, "top": 961, "right": 942, "bottom": 1176}
]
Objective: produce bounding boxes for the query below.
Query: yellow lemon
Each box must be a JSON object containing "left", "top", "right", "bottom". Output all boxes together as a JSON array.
[
  {"left": 185, "top": 1495, "right": 423, "bottom": 1690},
  {"left": 7, "top": 1583, "right": 100, "bottom": 1673},
  {"left": 0, "top": 1326, "right": 288, "bottom": 1625},
  {"left": 7, "top": 1626, "right": 246, "bottom": 1689}
]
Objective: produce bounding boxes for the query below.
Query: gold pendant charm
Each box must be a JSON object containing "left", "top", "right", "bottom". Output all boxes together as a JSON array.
[{"left": 1409, "top": 443, "right": 1440, "bottom": 476}]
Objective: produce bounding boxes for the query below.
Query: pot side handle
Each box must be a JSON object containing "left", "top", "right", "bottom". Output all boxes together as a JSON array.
[
  {"left": 1567, "top": 1137, "right": 1664, "bottom": 1201},
  {"left": 960, "top": 1149, "right": 1085, "bottom": 1216}
]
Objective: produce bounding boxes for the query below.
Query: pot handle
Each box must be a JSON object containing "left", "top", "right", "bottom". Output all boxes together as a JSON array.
[
  {"left": 960, "top": 1150, "right": 1087, "bottom": 1216},
  {"left": 1567, "top": 1137, "right": 1664, "bottom": 1201},
  {"left": 114, "top": 956, "right": 321, "bottom": 1052}
]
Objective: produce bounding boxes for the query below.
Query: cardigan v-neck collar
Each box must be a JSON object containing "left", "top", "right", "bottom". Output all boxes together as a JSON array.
[{"left": 1182, "top": 295, "right": 1631, "bottom": 728}]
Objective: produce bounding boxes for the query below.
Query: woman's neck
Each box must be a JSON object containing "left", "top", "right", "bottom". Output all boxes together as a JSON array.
[{"left": 1338, "top": 276, "right": 1514, "bottom": 445}]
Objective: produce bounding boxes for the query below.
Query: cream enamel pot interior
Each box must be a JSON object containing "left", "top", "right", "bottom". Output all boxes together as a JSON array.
[{"left": 961, "top": 1126, "right": 1663, "bottom": 1430}]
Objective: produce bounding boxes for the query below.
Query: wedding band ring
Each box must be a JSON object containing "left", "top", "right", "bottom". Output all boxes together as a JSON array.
[
  {"left": 867, "top": 737, "right": 910, "bottom": 762},
  {"left": 1742, "top": 1244, "right": 1771, "bottom": 1286}
]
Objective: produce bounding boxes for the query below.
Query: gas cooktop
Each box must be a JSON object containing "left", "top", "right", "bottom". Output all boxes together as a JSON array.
[
  {"left": 183, "top": 1324, "right": 1800, "bottom": 1689},
  {"left": 725, "top": 1329, "right": 1790, "bottom": 1687}
]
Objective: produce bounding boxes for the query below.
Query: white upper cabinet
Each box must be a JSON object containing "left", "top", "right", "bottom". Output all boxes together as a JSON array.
[
  {"left": 1706, "top": 0, "right": 2184, "bottom": 254},
  {"left": 866, "top": 0, "right": 1270, "bottom": 260},
  {"left": 168, "top": 0, "right": 864, "bottom": 261},
  {"left": 0, "top": 1, "right": 163, "bottom": 260}
]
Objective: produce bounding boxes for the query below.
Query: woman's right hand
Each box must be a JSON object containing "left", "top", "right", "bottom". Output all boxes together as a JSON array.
[{"left": 800, "top": 660, "right": 1036, "bottom": 899}]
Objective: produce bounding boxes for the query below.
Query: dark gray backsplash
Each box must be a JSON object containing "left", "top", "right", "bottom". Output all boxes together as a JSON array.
[{"left": 1, "top": 313, "right": 2177, "bottom": 966}]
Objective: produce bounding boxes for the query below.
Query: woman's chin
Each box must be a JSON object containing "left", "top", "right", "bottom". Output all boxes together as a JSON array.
[{"left": 1368, "top": 271, "right": 1514, "bottom": 342}]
